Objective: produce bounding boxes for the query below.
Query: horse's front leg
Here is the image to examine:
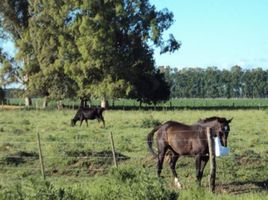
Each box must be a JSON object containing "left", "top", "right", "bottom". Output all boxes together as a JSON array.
[
  {"left": 195, "top": 154, "right": 209, "bottom": 186},
  {"left": 100, "top": 117, "right": 105, "bottom": 127},
  {"left": 85, "top": 119, "right": 88, "bottom": 127},
  {"left": 168, "top": 151, "right": 182, "bottom": 189}
]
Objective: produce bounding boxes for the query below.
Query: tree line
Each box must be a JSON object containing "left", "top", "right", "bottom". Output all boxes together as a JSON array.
[{"left": 161, "top": 65, "right": 268, "bottom": 98}]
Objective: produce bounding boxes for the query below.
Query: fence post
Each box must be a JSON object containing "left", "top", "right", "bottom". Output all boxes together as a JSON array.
[
  {"left": 110, "top": 132, "right": 118, "bottom": 168},
  {"left": 206, "top": 127, "right": 216, "bottom": 192},
  {"left": 36, "top": 132, "right": 46, "bottom": 180}
]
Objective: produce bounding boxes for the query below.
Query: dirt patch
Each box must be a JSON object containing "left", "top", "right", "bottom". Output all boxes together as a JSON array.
[
  {"left": 234, "top": 150, "right": 262, "bottom": 165},
  {"left": 51, "top": 150, "right": 130, "bottom": 176},
  {"left": 216, "top": 180, "right": 268, "bottom": 195},
  {"left": 0, "top": 105, "right": 24, "bottom": 110},
  {"left": 0, "top": 151, "right": 38, "bottom": 166}
]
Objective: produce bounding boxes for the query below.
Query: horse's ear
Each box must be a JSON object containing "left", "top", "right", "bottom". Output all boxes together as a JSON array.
[{"left": 228, "top": 118, "right": 233, "bottom": 123}]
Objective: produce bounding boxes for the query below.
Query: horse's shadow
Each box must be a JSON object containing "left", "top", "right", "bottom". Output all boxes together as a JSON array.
[{"left": 217, "top": 179, "right": 268, "bottom": 194}]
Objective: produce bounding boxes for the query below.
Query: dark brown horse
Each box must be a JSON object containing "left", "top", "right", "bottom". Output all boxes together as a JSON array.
[
  {"left": 71, "top": 107, "right": 105, "bottom": 127},
  {"left": 147, "top": 116, "right": 232, "bottom": 188}
]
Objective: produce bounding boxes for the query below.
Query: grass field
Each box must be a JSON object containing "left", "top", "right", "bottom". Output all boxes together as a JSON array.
[{"left": 0, "top": 109, "right": 267, "bottom": 199}]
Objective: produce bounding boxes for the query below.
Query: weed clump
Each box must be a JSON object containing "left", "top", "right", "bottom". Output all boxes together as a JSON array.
[{"left": 140, "top": 118, "right": 161, "bottom": 128}]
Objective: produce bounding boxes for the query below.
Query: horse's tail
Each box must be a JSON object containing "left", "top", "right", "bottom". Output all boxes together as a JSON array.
[{"left": 147, "top": 125, "right": 161, "bottom": 158}]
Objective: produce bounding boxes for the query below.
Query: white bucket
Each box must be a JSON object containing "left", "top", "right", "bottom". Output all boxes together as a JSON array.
[{"left": 214, "top": 137, "right": 230, "bottom": 157}]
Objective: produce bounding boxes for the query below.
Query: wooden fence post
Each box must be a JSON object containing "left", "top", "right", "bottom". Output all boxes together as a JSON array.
[
  {"left": 206, "top": 127, "right": 216, "bottom": 192},
  {"left": 36, "top": 132, "right": 46, "bottom": 180},
  {"left": 110, "top": 132, "right": 118, "bottom": 168}
]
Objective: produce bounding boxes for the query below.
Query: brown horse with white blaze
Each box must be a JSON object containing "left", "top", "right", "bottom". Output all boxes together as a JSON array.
[{"left": 147, "top": 116, "right": 232, "bottom": 188}]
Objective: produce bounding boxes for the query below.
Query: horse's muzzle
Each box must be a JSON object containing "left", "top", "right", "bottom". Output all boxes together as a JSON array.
[{"left": 70, "top": 119, "right": 75, "bottom": 127}]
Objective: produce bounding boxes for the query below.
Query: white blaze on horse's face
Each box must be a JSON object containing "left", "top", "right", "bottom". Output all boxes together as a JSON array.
[
  {"left": 174, "top": 177, "right": 182, "bottom": 189},
  {"left": 224, "top": 126, "right": 228, "bottom": 132}
]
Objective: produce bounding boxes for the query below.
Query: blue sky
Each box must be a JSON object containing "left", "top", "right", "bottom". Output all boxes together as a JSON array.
[
  {"left": 1, "top": 0, "right": 267, "bottom": 70},
  {"left": 151, "top": 0, "right": 268, "bottom": 69}
]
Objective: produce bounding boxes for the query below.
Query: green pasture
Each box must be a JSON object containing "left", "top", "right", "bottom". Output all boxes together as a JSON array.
[{"left": 0, "top": 109, "right": 267, "bottom": 199}]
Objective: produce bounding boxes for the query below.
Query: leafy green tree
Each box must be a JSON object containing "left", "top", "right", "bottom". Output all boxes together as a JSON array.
[
  {"left": 242, "top": 69, "right": 254, "bottom": 98},
  {"left": 2, "top": 0, "right": 179, "bottom": 105},
  {"left": 250, "top": 68, "right": 267, "bottom": 98},
  {"left": 204, "top": 67, "right": 220, "bottom": 98},
  {"left": 61, "top": 0, "right": 179, "bottom": 104},
  {"left": 220, "top": 69, "right": 232, "bottom": 98},
  {"left": 25, "top": 0, "right": 79, "bottom": 106},
  {"left": 0, "top": 0, "right": 32, "bottom": 104},
  {"left": 230, "top": 65, "right": 243, "bottom": 97}
]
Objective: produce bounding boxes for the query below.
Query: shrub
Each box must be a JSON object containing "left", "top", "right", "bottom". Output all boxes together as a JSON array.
[
  {"left": 140, "top": 118, "right": 161, "bottom": 128},
  {"left": 106, "top": 166, "right": 179, "bottom": 200},
  {"left": 0, "top": 180, "right": 91, "bottom": 200}
]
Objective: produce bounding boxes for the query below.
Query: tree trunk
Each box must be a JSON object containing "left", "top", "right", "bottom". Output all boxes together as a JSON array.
[
  {"left": 80, "top": 98, "right": 90, "bottom": 108},
  {"left": 42, "top": 96, "right": 48, "bottom": 108},
  {"left": 101, "top": 99, "right": 109, "bottom": 109},
  {"left": 57, "top": 100, "right": 63, "bottom": 110},
  {"left": 139, "top": 101, "right": 142, "bottom": 109},
  {"left": 25, "top": 97, "right": 32, "bottom": 107}
]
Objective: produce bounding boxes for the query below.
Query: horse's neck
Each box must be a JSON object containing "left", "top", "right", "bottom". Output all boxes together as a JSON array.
[{"left": 198, "top": 120, "right": 218, "bottom": 128}]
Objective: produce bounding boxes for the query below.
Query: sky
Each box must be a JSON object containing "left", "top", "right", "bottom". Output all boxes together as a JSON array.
[
  {"left": 151, "top": 0, "right": 268, "bottom": 69},
  {"left": 1, "top": 0, "right": 268, "bottom": 70}
]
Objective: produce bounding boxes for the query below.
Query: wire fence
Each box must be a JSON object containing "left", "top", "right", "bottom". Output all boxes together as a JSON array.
[
  {"left": 3, "top": 98, "right": 268, "bottom": 110},
  {"left": 0, "top": 128, "right": 266, "bottom": 193}
]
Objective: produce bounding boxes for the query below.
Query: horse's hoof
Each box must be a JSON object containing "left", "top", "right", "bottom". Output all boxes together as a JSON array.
[{"left": 174, "top": 178, "right": 183, "bottom": 189}]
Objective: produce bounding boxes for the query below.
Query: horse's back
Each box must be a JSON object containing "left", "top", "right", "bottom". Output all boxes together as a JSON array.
[
  {"left": 162, "top": 120, "right": 196, "bottom": 132},
  {"left": 159, "top": 121, "right": 207, "bottom": 155}
]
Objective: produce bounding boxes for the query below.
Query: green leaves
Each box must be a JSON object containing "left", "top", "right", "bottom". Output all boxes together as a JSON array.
[{"left": 1, "top": 0, "right": 179, "bottom": 103}]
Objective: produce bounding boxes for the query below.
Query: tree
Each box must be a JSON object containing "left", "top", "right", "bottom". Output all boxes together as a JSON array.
[
  {"left": 0, "top": 0, "right": 33, "bottom": 106},
  {"left": 220, "top": 69, "right": 232, "bottom": 98},
  {"left": 250, "top": 68, "right": 267, "bottom": 98},
  {"left": 24, "top": 0, "right": 79, "bottom": 107},
  {"left": 230, "top": 65, "right": 243, "bottom": 98},
  {"left": 204, "top": 67, "right": 220, "bottom": 98},
  {"left": 1, "top": 0, "right": 79, "bottom": 107},
  {"left": 61, "top": 0, "right": 179, "bottom": 104},
  {"left": 1, "top": 0, "right": 179, "bottom": 105},
  {"left": 242, "top": 69, "right": 254, "bottom": 98}
]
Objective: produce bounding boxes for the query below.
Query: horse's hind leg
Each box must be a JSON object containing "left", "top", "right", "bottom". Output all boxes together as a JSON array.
[
  {"left": 157, "top": 145, "right": 168, "bottom": 178},
  {"left": 169, "top": 151, "right": 182, "bottom": 189},
  {"left": 195, "top": 154, "right": 209, "bottom": 186}
]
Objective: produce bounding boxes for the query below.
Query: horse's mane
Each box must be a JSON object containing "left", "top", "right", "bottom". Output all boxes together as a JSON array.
[{"left": 198, "top": 116, "right": 227, "bottom": 123}]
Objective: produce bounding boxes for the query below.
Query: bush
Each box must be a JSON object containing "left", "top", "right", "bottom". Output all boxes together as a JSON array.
[
  {"left": 0, "top": 179, "right": 91, "bottom": 200},
  {"left": 140, "top": 118, "right": 161, "bottom": 128},
  {"left": 105, "top": 166, "right": 179, "bottom": 200}
]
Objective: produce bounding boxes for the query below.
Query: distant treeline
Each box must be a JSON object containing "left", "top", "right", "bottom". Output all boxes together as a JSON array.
[
  {"left": 161, "top": 65, "right": 268, "bottom": 98},
  {"left": 2, "top": 65, "right": 268, "bottom": 101}
]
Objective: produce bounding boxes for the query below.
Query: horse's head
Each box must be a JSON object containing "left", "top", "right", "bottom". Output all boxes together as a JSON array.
[
  {"left": 216, "top": 117, "right": 233, "bottom": 147},
  {"left": 198, "top": 116, "right": 233, "bottom": 147},
  {"left": 70, "top": 118, "right": 76, "bottom": 127}
]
